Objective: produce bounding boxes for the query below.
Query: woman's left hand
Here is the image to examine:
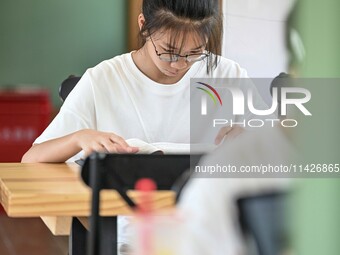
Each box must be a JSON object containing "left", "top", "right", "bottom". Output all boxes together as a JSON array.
[{"left": 214, "top": 125, "right": 244, "bottom": 145}]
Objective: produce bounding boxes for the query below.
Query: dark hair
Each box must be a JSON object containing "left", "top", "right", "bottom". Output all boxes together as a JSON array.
[{"left": 139, "top": 0, "right": 222, "bottom": 73}]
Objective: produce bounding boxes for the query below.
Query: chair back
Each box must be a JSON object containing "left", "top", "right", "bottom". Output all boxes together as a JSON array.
[{"left": 59, "top": 75, "right": 81, "bottom": 102}]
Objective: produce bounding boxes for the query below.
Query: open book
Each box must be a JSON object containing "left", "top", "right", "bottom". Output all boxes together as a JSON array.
[
  {"left": 74, "top": 139, "right": 216, "bottom": 166},
  {"left": 126, "top": 138, "right": 217, "bottom": 155}
]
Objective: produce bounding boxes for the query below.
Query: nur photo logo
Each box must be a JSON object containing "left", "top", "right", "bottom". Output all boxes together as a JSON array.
[
  {"left": 196, "top": 82, "right": 223, "bottom": 115},
  {"left": 193, "top": 79, "right": 312, "bottom": 128}
]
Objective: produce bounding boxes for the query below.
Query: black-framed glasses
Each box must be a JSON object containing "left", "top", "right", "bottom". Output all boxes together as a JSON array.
[{"left": 150, "top": 36, "right": 209, "bottom": 63}]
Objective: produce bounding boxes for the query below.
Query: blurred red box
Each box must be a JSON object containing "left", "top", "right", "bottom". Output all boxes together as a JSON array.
[{"left": 0, "top": 88, "right": 52, "bottom": 162}]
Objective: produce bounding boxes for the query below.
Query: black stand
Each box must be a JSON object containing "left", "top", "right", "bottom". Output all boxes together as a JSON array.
[
  {"left": 69, "top": 217, "right": 118, "bottom": 255},
  {"left": 73, "top": 152, "right": 201, "bottom": 255}
]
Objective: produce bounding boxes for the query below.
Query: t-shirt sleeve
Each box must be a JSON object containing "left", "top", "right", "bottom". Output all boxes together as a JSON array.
[
  {"left": 239, "top": 79, "right": 276, "bottom": 124},
  {"left": 215, "top": 58, "right": 275, "bottom": 127},
  {"left": 34, "top": 70, "right": 96, "bottom": 160},
  {"left": 227, "top": 61, "right": 275, "bottom": 124}
]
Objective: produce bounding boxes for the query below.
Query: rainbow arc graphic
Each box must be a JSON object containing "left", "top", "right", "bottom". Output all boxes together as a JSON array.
[{"left": 196, "top": 82, "right": 222, "bottom": 115}]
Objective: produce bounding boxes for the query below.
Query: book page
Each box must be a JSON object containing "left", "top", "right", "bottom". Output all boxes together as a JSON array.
[
  {"left": 152, "top": 142, "right": 190, "bottom": 154},
  {"left": 126, "top": 138, "right": 163, "bottom": 154},
  {"left": 126, "top": 139, "right": 217, "bottom": 155}
]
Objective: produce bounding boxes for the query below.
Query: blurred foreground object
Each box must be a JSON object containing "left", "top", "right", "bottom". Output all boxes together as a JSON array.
[
  {"left": 292, "top": 1, "right": 340, "bottom": 255},
  {"left": 179, "top": 127, "right": 293, "bottom": 255}
]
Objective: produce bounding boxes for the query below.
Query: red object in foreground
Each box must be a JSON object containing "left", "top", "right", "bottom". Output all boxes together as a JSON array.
[
  {"left": 135, "top": 178, "right": 157, "bottom": 255},
  {"left": 0, "top": 88, "right": 52, "bottom": 162},
  {"left": 135, "top": 178, "right": 157, "bottom": 213},
  {"left": 135, "top": 178, "right": 157, "bottom": 192}
]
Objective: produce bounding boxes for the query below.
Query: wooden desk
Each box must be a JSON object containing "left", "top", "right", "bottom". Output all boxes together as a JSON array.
[{"left": 0, "top": 163, "right": 175, "bottom": 235}]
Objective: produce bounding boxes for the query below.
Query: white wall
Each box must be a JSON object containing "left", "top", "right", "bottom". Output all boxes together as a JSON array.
[
  {"left": 222, "top": 0, "right": 295, "bottom": 77},
  {"left": 222, "top": 0, "right": 295, "bottom": 103}
]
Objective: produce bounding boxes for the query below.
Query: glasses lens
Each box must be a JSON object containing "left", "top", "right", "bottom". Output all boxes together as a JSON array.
[
  {"left": 159, "top": 54, "right": 178, "bottom": 62},
  {"left": 158, "top": 53, "right": 208, "bottom": 62},
  {"left": 186, "top": 54, "right": 208, "bottom": 62}
]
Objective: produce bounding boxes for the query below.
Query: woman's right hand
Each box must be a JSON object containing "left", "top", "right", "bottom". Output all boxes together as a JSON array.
[
  {"left": 22, "top": 129, "right": 139, "bottom": 163},
  {"left": 75, "top": 129, "right": 139, "bottom": 157}
]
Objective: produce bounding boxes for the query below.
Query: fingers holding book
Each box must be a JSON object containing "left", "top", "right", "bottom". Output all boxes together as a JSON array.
[{"left": 75, "top": 129, "right": 139, "bottom": 157}]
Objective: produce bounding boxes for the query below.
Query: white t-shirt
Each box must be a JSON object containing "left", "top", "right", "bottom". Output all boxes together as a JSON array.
[
  {"left": 34, "top": 52, "right": 268, "bottom": 245},
  {"left": 35, "top": 52, "right": 267, "bottom": 157}
]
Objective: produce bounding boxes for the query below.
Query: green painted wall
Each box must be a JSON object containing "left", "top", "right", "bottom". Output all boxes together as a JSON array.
[
  {"left": 0, "top": 0, "right": 127, "bottom": 107},
  {"left": 293, "top": 1, "right": 340, "bottom": 255}
]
